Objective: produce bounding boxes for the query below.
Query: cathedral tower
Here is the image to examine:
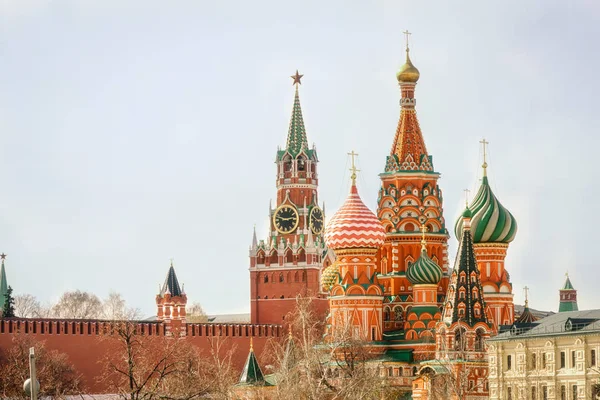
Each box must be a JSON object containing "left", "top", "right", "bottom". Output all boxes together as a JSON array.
[
  {"left": 249, "top": 72, "right": 330, "bottom": 324},
  {"left": 376, "top": 35, "right": 450, "bottom": 330},
  {"left": 430, "top": 209, "right": 494, "bottom": 399},
  {"left": 324, "top": 157, "right": 387, "bottom": 341},
  {"left": 455, "top": 140, "right": 518, "bottom": 328}
]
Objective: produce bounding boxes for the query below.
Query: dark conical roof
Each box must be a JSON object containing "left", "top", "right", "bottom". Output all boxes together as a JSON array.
[
  {"left": 443, "top": 215, "right": 492, "bottom": 328},
  {"left": 516, "top": 303, "right": 538, "bottom": 324},
  {"left": 238, "top": 343, "right": 269, "bottom": 386},
  {"left": 160, "top": 263, "right": 182, "bottom": 297}
]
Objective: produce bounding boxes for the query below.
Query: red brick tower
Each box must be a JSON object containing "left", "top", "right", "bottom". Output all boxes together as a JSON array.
[
  {"left": 156, "top": 261, "right": 187, "bottom": 336},
  {"left": 376, "top": 36, "right": 450, "bottom": 331},
  {"left": 250, "top": 71, "right": 331, "bottom": 324}
]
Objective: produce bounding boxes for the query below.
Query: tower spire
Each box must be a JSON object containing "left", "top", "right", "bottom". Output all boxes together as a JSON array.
[
  {"left": 285, "top": 71, "right": 308, "bottom": 157},
  {"left": 0, "top": 254, "right": 7, "bottom": 312}
]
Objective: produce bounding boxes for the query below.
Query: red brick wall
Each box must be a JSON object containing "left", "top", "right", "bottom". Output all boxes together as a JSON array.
[{"left": 0, "top": 319, "right": 281, "bottom": 393}]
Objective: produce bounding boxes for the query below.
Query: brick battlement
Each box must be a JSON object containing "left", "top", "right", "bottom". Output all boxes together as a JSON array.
[{"left": 0, "top": 318, "right": 283, "bottom": 339}]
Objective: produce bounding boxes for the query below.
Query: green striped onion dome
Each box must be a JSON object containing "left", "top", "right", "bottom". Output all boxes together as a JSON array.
[
  {"left": 455, "top": 176, "right": 517, "bottom": 243},
  {"left": 406, "top": 249, "right": 443, "bottom": 285},
  {"left": 321, "top": 262, "right": 340, "bottom": 292}
]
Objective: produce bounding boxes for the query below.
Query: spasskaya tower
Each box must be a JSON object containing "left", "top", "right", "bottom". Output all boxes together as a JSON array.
[{"left": 249, "top": 71, "right": 332, "bottom": 324}]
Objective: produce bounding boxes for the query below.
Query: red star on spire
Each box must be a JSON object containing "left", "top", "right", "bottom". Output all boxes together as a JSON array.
[
  {"left": 291, "top": 70, "right": 303, "bottom": 86},
  {"left": 0, "top": 253, "right": 6, "bottom": 260}
]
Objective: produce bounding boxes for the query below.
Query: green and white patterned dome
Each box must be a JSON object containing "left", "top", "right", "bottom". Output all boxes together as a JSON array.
[
  {"left": 406, "top": 249, "right": 443, "bottom": 285},
  {"left": 455, "top": 176, "right": 517, "bottom": 244}
]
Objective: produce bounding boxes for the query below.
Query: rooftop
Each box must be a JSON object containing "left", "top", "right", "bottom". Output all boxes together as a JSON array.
[{"left": 490, "top": 309, "right": 600, "bottom": 341}]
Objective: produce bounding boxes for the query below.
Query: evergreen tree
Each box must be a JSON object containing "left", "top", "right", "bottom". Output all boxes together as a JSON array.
[{"left": 2, "top": 286, "right": 15, "bottom": 318}]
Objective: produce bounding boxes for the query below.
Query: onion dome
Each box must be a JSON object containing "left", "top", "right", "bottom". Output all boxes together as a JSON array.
[
  {"left": 455, "top": 175, "right": 517, "bottom": 244},
  {"left": 396, "top": 49, "right": 420, "bottom": 83},
  {"left": 321, "top": 262, "right": 340, "bottom": 291},
  {"left": 406, "top": 249, "right": 443, "bottom": 285},
  {"left": 324, "top": 184, "right": 386, "bottom": 250}
]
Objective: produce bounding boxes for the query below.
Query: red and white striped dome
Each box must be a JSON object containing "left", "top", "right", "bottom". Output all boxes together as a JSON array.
[{"left": 324, "top": 185, "right": 386, "bottom": 250}]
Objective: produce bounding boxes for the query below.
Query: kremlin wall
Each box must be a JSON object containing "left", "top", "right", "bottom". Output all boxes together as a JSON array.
[{"left": 0, "top": 41, "right": 586, "bottom": 398}]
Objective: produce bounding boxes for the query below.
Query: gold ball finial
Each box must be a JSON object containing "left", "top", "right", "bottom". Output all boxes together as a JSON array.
[{"left": 397, "top": 30, "right": 420, "bottom": 83}]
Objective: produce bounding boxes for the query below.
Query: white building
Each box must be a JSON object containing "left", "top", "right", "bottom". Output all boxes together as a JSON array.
[{"left": 487, "top": 309, "right": 600, "bottom": 400}]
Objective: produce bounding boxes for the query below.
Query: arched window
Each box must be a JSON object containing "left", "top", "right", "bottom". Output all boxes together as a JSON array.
[
  {"left": 279, "top": 273, "right": 284, "bottom": 283},
  {"left": 475, "top": 328, "right": 485, "bottom": 351},
  {"left": 394, "top": 307, "right": 404, "bottom": 322},
  {"left": 384, "top": 308, "right": 391, "bottom": 322},
  {"left": 455, "top": 328, "right": 466, "bottom": 351},
  {"left": 280, "top": 295, "right": 284, "bottom": 299},
  {"left": 264, "top": 275, "right": 269, "bottom": 283},
  {"left": 294, "top": 272, "right": 299, "bottom": 282},
  {"left": 285, "top": 249, "right": 293, "bottom": 264},
  {"left": 297, "top": 156, "right": 306, "bottom": 171},
  {"left": 404, "top": 223, "right": 415, "bottom": 232},
  {"left": 302, "top": 271, "right": 307, "bottom": 282},
  {"left": 269, "top": 251, "right": 278, "bottom": 265},
  {"left": 298, "top": 248, "right": 306, "bottom": 263}
]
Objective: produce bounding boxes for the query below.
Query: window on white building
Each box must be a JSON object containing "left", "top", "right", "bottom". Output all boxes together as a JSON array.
[
  {"left": 592, "top": 349, "right": 597, "bottom": 367},
  {"left": 572, "top": 351, "right": 576, "bottom": 368},
  {"left": 560, "top": 351, "right": 566, "bottom": 369},
  {"left": 572, "top": 385, "right": 577, "bottom": 400},
  {"left": 531, "top": 386, "right": 537, "bottom": 400},
  {"left": 531, "top": 353, "right": 537, "bottom": 370},
  {"left": 507, "top": 354, "right": 512, "bottom": 370},
  {"left": 560, "top": 385, "right": 566, "bottom": 400}
]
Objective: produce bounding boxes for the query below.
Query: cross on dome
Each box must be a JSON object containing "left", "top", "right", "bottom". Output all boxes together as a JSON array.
[
  {"left": 480, "top": 138, "right": 489, "bottom": 176},
  {"left": 348, "top": 150, "right": 360, "bottom": 185}
]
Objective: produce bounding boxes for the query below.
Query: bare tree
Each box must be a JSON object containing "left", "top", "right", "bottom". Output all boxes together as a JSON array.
[
  {"left": 99, "top": 320, "right": 214, "bottom": 400},
  {"left": 186, "top": 302, "right": 208, "bottom": 323},
  {"left": 51, "top": 290, "right": 102, "bottom": 319},
  {"left": 14, "top": 294, "right": 48, "bottom": 318},
  {"left": 0, "top": 335, "right": 81, "bottom": 398},
  {"left": 102, "top": 291, "right": 140, "bottom": 320},
  {"left": 262, "top": 296, "right": 392, "bottom": 400}
]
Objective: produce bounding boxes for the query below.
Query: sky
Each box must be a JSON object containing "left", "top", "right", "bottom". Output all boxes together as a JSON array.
[{"left": 1, "top": 0, "right": 599, "bottom": 317}]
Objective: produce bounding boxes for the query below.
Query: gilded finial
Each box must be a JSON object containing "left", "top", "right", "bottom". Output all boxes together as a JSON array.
[
  {"left": 420, "top": 224, "right": 427, "bottom": 252},
  {"left": 403, "top": 30, "right": 411, "bottom": 52},
  {"left": 480, "top": 138, "right": 489, "bottom": 177},
  {"left": 291, "top": 70, "right": 303, "bottom": 89},
  {"left": 397, "top": 30, "right": 420, "bottom": 83},
  {"left": 250, "top": 337, "right": 254, "bottom": 352},
  {"left": 464, "top": 189, "right": 471, "bottom": 207},
  {"left": 170, "top": 258, "right": 174, "bottom": 267},
  {"left": 523, "top": 286, "right": 530, "bottom": 308},
  {"left": 288, "top": 325, "right": 292, "bottom": 340},
  {"left": 348, "top": 150, "right": 360, "bottom": 186}
]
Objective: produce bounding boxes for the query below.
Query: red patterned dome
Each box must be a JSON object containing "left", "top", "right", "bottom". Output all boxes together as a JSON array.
[{"left": 324, "top": 185, "right": 386, "bottom": 250}]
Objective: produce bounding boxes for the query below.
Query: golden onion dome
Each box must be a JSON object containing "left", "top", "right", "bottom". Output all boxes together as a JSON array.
[
  {"left": 321, "top": 262, "right": 340, "bottom": 292},
  {"left": 396, "top": 49, "right": 420, "bottom": 83}
]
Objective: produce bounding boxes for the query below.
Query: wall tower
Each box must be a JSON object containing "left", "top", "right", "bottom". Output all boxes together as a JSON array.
[
  {"left": 558, "top": 273, "right": 578, "bottom": 312},
  {"left": 249, "top": 72, "right": 330, "bottom": 324},
  {"left": 0, "top": 254, "right": 8, "bottom": 314},
  {"left": 156, "top": 261, "right": 187, "bottom": 336}
]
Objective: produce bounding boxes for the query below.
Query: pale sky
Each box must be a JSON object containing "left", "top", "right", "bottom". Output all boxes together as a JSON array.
[{"left": 1, "top": 0, "right": 599, "bottom": 317}]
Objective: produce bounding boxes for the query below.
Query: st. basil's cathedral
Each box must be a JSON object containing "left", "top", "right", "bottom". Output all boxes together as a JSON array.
[{"left": 248, "top": 37, "right": 522, "bottom": 398}]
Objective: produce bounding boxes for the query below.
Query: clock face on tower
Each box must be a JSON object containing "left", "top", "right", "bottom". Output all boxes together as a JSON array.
[
  {"left": 309, "top": 206, "right": 324, "bottom": 235},
  {"left": 273, "top": 205, "right": 299, "bottom": 234}
]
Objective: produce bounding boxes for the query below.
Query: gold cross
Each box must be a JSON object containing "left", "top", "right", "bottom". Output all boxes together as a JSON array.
[
  {"left": 464, "top": 188, "right": 471, "bottom": 207},
  {"left": 420, "top": 224, "right": 427, "bottom": 251},
  {"left": 403, "top": 30, "right": 411, "bottom": 51},
  {"left": 480, "top": 138, "right": 489, "bottom": 176},
  {"left": 523, "top": 286, "right": 530, "bottom": 307},
  {"left": 348, "top": 150, "right": 360, "bottom": 185}
]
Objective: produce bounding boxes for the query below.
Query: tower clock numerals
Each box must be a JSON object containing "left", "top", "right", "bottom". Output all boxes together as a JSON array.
[
  {"left": 309, "top": 206, "right": 324, "bottom": 235},
  {"left": 273, "top": 205, "right": 299, "bottom": 234}
]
